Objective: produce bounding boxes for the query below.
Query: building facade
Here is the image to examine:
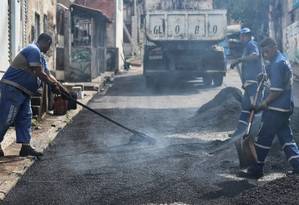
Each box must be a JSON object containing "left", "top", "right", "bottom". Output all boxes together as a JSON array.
[
  {"left": 74, "top": 0, "right": 124, "bottom": 72},
  {"left": 0, "top": 0, "right": 57, "bottom": 78},
  {"left": 65, "top": 3, "right": 109, "bottom": 82},
  {"left": 269, "top": 0, "right": 299, "bottom": 77}
]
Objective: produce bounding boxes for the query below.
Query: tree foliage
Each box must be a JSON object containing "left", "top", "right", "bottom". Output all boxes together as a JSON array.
[{"left": 214, "top": 0, "right": 270, "bottom": 40}]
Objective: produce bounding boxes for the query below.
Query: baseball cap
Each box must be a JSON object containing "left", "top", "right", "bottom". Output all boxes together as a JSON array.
[{"left": 240, "top": 27, "right": 251, "bottom": 34}]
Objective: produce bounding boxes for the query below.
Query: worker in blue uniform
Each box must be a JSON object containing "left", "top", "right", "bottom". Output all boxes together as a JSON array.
[
  {"left": 240, "top": 37, "right": 299, "bottom": 179},
  {"left": 0, "top": 33, "right": 68, "bottom": 157},
  {"left": 230, "top": 27, "right": 263, "bottom": 138}
]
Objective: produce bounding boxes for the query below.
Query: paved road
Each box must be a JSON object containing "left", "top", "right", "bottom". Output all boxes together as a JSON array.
[{"left": 2, "top": 68, "right": 297, "bottom": 205}]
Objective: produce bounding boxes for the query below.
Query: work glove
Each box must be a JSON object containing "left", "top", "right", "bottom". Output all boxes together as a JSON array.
[
  {"left": 57, "top": 83, "right": 69, "bottom": 95},
  {"left": 257, "top": 73, "right": 268, "bottom": 83},
  {"left": 251, "top": 101, "right": 268, "bottom": 113},
  {"left": 50, "top": 82, "right": 61, "bottom": 94}
]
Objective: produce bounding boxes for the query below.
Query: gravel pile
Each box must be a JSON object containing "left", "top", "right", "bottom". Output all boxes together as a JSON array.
[
  {"left": 232, "top": 175, "right": 299, "bottom": 205},
  {"left": 181, "top": 87, "right": 242, "bottom": 132}
]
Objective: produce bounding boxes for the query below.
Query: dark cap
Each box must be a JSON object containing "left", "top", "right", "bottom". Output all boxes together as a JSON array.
[{"left": 37, "top": 33, "right": 52, "bottom": 45}]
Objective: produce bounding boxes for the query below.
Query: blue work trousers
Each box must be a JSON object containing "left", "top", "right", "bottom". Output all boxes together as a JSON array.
[
  {"left": 255, "top": 110, "right": 299, "bottom": 170},
  {"left": 0, "top": 83, "right": 32, "bottom": 144}
]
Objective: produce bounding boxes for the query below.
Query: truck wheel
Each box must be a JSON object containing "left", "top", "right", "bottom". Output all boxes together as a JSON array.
[
  {"left": 213, "top": 74, "right": 224, "bottom": 86},
  {"left": 203, "top": 75, "right": 212, "bottom": 86}
]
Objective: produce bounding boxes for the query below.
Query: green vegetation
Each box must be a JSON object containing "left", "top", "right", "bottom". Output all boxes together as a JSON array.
[{"left": 214, "top": 0, "right": 270, "bottom": 39}]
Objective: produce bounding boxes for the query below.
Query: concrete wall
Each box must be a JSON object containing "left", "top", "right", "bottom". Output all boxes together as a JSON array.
[
  {"left": 284, "top": 1, "right": 299, "bottom": 54},
  {"left": 106, "top": 0, "right": 124, "bottom": 71},
  {"left": 27, "top": 0, "right": 57, "bottom": 72},
  {"left": 283, "top": 0, "right": 299, "bottom": 76},
  {"left": 0, "top": 1, "right": 10, "bottom": 78},
  {"left": 0, "top": 0, "right": 30, "bottom": 78},
  {"left": 115, "top": 0, "right": 124, "bottom": 70},
  {"left": 123, "top": 0, "right": 143, "bottom": 57},
  {"left": 10, "top": 1, "right": 23, "bottom": 60}
]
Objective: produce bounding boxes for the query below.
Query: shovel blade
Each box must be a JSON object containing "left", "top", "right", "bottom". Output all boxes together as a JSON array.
[{"left": 235, "top": 135, "right": 257, "bottom": 169}]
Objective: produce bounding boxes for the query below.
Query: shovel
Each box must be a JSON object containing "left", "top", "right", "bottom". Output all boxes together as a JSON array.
[
  {"left": 234, "top": 76, "right": 267, "bottom": 169},
  {"left": 60, "top": 90, "right": 156, "bottom": 145},
  {"left": 209, "top": 75, "right": 265, "bottom": 159},
  {"left": 234, "top": 108, "right": 258, "bottom": 169}
]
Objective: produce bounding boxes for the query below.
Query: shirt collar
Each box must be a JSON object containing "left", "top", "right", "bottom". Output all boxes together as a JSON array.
[
  {"left": 33, "top": 43, "right": 41, "bottom": 52},
  {"left": 270, "top": 51, "right": 285, "bottom": 64}
]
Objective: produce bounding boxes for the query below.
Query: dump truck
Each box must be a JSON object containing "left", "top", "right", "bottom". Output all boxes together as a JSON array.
[{"left": 143, "top": 0, "right": 227, "bottom": 86}]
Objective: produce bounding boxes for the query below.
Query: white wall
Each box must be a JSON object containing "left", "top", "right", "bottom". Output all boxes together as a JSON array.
[
  {"left": 0, "top": 1, "right": 9, "bottom": 78},
  {"left": 115, "top": 0, "right": 124, "bottom": 70},
  {"left": 11, "top": 0, "right": 23, "bottom": 59}
]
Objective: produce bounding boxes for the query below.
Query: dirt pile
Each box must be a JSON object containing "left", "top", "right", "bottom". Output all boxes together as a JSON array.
[
  {"left": 232, "top": 175, "right": 299, "bottom": 205},
  {"left": 181, "top": 87, "right": 242, "bottom": 132}
]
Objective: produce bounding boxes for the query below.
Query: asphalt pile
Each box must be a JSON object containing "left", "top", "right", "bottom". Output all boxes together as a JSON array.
[
  {"left": 232, "top": 175, "right": 299, "bottom": 205},
  {"left": 181, "top": 87, "right": 243, "bottom": 132}
]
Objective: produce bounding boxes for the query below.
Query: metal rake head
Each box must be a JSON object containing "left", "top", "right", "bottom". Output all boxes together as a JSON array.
[{"left": 129, "top": 131, "right": 156, "bottom": 145}]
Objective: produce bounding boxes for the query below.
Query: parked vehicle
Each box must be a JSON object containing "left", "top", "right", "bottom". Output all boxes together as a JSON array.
[{"left": 143, "top": 0, "right": 227, "bottom": 86}]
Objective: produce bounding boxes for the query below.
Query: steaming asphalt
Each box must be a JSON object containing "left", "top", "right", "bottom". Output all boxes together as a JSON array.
[{"left": 2, "top": 68, "right": 260, "bottom": 204}]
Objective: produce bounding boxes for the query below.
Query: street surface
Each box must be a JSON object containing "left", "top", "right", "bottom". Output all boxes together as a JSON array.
[{"left": 2, "top": 68, "right": 299, "bottom": 204}]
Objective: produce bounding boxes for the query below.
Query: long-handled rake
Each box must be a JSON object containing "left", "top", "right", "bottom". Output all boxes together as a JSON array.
[{"left": 60, "top": 91, "right": 156, "bottom": 145}]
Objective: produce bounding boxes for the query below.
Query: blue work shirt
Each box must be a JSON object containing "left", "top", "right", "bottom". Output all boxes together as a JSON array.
[
  {"left": 265, "top": 51, "right": 294, "bottom": 112},
  {"left": 1, "top": 43, "right": 49, "bottom": 95},
  {"left": 241, "top": 40, "right": 262, "bottom": 87}
]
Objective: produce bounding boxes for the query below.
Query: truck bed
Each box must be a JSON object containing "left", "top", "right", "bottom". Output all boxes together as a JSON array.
[{"left": 145, "top": 10, "right": 227, "bottom": 42}]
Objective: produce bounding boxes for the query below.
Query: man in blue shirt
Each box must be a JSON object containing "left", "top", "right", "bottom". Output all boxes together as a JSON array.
[
  {"left": 239, "top": 37, "right": 299, "bottom": 179},
  {"left": 230, "top": 28, "right": 263, "bottom": 138},
  {"left": 0, "top": 33, "right": 67, "bottom": 157}
]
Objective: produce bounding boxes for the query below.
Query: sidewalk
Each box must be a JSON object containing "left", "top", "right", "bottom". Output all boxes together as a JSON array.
[{"left": 0, "top": 73, "right": 114, "bottom": 200}]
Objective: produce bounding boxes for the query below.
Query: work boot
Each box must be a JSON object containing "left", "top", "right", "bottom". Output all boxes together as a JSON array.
[
  {"left": 238, "top": 164, "right": 264, "bottom": 179},
  {"left": 19, "top": 144, "right": 43, "bottom": 157}
]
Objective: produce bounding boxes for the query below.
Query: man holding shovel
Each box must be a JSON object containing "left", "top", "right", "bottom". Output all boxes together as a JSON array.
[
  {"left": 230, "top": 28, "right": 263, "bottom": 138},
  {"left": 240, "top": 37, "right": 299, "bottom": 179}
]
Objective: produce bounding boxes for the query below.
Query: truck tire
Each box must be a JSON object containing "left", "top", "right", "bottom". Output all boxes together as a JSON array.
[
  {"left": 213, "top": 74, "right": 224, "bottom": 86},
  {"left": 203, "top": 75, "right": 212, "bottom": 86}
]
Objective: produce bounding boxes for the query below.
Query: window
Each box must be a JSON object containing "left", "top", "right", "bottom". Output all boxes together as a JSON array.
[
  {"left": 72, "top": 17, "right": 92, "bottom": 47},
  {"left": 34, "top": 13, "right": 40, "bottom": 40},
  {"left": 43, "top": 15, "right": 48, "bottom": 33}
]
